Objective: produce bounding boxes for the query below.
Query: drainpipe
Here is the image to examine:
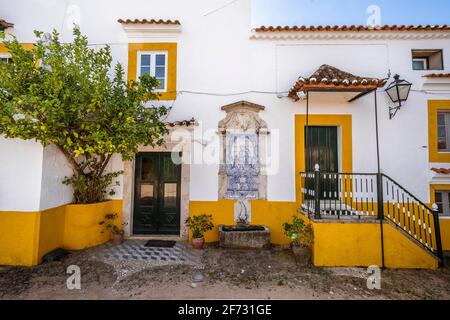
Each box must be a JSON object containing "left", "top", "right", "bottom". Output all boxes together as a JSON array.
[{"left": 374, "top": 90, "right": 385, "bottom": 269}]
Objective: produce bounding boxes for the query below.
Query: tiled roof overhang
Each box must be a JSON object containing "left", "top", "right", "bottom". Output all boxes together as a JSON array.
[
  {"left": 255, "top": 25, "right": 450, "bottom": 32},
  {"left": 288, "top": 64, "right": 387, "bottom": 101},
  {"left": 166, "top": 118, "right": 196, "bottom": 128},
  {"left": 424, "top": 73, "right": 450, "bottom": 78},
  {"left": 118, "top": 19, "right": 180, "bottom": 25},
  {"left": 251, "top": 25, "right": 450, "bottom": 40},
  {"left": 0, "top": 19, "right": 14, "bottom": 30},
  {"left": 431, "top": 168, "right": 450, "bottom": 175}
]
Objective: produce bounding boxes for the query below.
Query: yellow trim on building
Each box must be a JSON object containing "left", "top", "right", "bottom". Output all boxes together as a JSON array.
[
  {"left": 188, "top": 197, "right": 438, "bottom": 269},
  {"left": 189, "top": 200, "right": 298, "bottom": 245},
  {"left": 309, "top": 218, "right": 437, "bottom": 269},
  {"left": 127, "top": 43, "right": 177, "bottom": 100},
  {"left": 0, "top": 200, "right": 122, "bottom": 266},
  {"left": 429, "top": 184, "right": 450, "bottom": 251},
  {"left": 0, "top": 211, "right": 41, "bottom": 266},
  {"left": 428, "top": 100, "right": 450, "bottom": 163},
  {"left": 0, "top": 43, "right": 35, "bottom": 53},
  {"left": 294, "top": 114, "right": 353, "bottom": 203}
]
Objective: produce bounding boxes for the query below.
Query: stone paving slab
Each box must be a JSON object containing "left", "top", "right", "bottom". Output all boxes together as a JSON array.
[{"left": 88, "top": 240, "right": 204, "bottom": 283}]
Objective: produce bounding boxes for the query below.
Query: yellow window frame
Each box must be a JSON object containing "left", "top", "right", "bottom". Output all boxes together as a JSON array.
[
  {"left": 428, "top": 100, "right": 450, "bottom": 163},
  {"left": 127, "top": 43, "right": 177, "bottom": 101},
  {"left": 294, "top": 114, "right": 353, "bottom": 204}
]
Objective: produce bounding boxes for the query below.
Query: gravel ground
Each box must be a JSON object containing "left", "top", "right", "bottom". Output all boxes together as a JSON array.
[{"left": 0, "top": 244, "right": 449, "bottom": 300}]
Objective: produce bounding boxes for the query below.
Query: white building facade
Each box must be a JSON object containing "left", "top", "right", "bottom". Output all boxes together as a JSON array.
[{"left": 1, "top": 0, "right": 450, "bottom": 259}]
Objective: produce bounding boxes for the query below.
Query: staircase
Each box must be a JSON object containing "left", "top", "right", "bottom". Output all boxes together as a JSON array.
[{"left": 300, "top": 171, "right": 444, "bottom": 266}]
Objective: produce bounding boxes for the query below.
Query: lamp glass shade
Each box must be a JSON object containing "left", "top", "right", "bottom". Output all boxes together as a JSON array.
[{"left": 385, "top": 77, "right": 412, "bottom": 104}]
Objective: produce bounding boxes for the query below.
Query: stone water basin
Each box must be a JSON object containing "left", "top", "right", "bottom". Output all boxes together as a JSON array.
[{"left": 219, "top": 225, "right": 270, "bottom": 249}]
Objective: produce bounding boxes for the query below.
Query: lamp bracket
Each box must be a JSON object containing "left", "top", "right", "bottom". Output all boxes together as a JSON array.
[{"left": 389, "top": 104, "right": 402, "bottom": 120}]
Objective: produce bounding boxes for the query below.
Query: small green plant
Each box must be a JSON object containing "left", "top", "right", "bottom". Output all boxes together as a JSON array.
[
  {"left": 99, "top": 213, "right": 126, "bottom": 235},
  {"left": 185, "top": 214, "right": 214, "bottom": 239},
  {"left": 283, "top": 215, "right": 314, "bottom": 248}
]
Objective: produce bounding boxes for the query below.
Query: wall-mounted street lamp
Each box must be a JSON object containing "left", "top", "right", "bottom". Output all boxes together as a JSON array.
[{"left": 385, "top": 74, "right": 412, "bottom": 119}]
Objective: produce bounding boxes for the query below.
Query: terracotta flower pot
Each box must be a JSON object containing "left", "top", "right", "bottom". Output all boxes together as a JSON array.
[
  {"left": 191, "top": 237, "right": 205, "bottom": 250},
  {"left": 112, "top": 232, "right": 124, "bottom": 245},
  {"left": 292, "top": 246, "right": 312, "bottom": 266}
]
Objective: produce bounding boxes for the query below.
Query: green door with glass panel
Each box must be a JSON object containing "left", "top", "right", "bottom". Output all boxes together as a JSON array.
[
  {"left": 133, "top": 152, "right": 181, "bottom": 235},
  {"left": 305, "top": 126, "right": 339, "bottom": 200}
]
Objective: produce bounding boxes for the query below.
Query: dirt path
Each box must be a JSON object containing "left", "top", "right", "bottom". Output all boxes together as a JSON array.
[{"left": 1, "top": 246, "right": 449, "bottom": 300}]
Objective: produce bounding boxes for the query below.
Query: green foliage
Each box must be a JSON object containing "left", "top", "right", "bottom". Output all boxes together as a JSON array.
[
  {"left": 185, "top": 214, "right": 214, "bottom": 239},
  {"left": 0, "top": 26, "right": 169, "bottom": 204},
  {"left": 283, "top": 215, "right": 314, "bottom": 248},
  {"left": 99, "top": 213, "right": 127, "bottom": 235},
  {"left": 63, "top": 171, "right": 123, "bottom": 204}
]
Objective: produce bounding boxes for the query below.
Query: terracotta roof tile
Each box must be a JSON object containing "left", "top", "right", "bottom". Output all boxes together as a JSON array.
[
  {"left": 431, "top": 168, "right": 450, "bottom": 174},
  {"left": 118, "top": 19, "right": 180, "bottom": 25},
  {"left": 289, "top": 64, "right": 387, "bottom": 101},
  {"left": 166, "top": 118, "right": 196, "bottom": 127},
  {"left": 0, "top": 19, "right": 14, "bottom": 30},
  {"left": 424, "top": 73, "right": 450, "bottom": 78},
  {"left": 255, "top": 25, "right": 450, "bottom": 33}
]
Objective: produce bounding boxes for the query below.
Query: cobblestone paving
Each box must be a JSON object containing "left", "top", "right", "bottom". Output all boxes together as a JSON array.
[{"left": 88, "top": 240, "right": 204, "bottom": 282}]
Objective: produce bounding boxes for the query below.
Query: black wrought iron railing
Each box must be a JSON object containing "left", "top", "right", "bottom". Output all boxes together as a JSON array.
[
  {"left": 299, "top": 168, "right": 444, "bottom": 265},
  {"left": 300, "top": 171, "right": 378, "bottom": 219}
]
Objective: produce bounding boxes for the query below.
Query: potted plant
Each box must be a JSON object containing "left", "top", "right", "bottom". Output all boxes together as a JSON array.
[
  {"left": 283, "top": 215, "right": 314, "bottom": 266},
  {"left": 185, "top": 214, "right": 214, "bottom": 249},
  {"left": 100, "top": 213, "right": 127, "bottom": 245}
]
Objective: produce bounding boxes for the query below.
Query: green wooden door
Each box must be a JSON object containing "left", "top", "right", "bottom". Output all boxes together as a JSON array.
[
  {"left": 133, "top": 153, "right": 181, "bottom": 235},
  {"left": 305, "top": 126, "right": 339, "bottom": 199}
]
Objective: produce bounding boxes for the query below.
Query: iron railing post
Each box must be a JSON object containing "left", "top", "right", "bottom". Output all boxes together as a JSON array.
[
  {"left": 377, "top": 173, "right": 384, "bottom": 220},
  {"left": 432, "top": 204, "right": 444, "bottom": 266},
  {"left": 377, "top": 173, "right": 385, "bottom": 268},
  {"left": 314, "top": 164, "right": 321, "bottom": 219}
]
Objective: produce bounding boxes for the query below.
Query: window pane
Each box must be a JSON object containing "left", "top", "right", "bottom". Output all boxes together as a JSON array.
[
  {"left": 438, "top": 126, "right": 446, "bottom": 139},
  {"left": 156, "top": 78, "right": 165, "bottom": 90},
  {"left": 140, "top": 66, "right": 151, "bottom": 76},
  {"left": 155, "top": 54, "right": 166, "bottom": 66},
  {"left": 155, "top": 66, "right": 165, "bottom": 78},
  {"left": 447, "top": 192, "right": 450, "bottom": 216},
  {"left": 141, "top": 158, "right": 155, "bottom": 181},
  {"left": 413, "top": 60, "right": 425, "bottom": 70},
  {"left": 436, "top": 192, "right": 442, "bottom": 203},
  {"left": 438, "top": 139, "right": 447, "bottom": 150},
  {"left": 140, "top": 184, "right": 154, "bottom": 206},
  {"left": 140, "top": 54, "right": 151, "bottom": 66},
  {"left": 435, "top": 192, "right": 443, "bottom": 214},
  {"left": 438, "top": 113, "right": 446, "bottom": 126},
  {"left": 163, "top": 183, "right": 177, "bottom": 207}
]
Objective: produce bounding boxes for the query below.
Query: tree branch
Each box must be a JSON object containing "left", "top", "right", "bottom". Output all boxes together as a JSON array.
[{"left": 55, "top": 144, "right": 83, "bottom": 177}]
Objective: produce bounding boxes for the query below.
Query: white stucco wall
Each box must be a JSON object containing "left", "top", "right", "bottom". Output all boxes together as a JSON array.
[
  {"left": 39, "top": 144, "right": 74, "bottom": 211},
  {"left": 1, "top": 0, "right": 450, "bottom": 210},
  {"left": 0, "top": 137, "right": 43, "bottom": 211}
]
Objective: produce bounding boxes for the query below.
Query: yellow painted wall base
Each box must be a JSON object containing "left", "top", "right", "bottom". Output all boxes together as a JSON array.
[
  {"left": 312, "top": 220, "right": 438, "bottom": 269},
  {"left": 64, "top": 201, "right": 122, "bottom": 250},
  {"left": 0, "top": 212, "right": 40, "bottom": 266},
  {"left": 440, "top": 219, "right": 450, "bottom": 251},
  {"left": 0, "top": 200, "right": 122, "bottom": 266},
  {"left": 189, "top": 200, "right": 298, "bottom": 244},
  {"left": 189, "top": 200, "right": 438, "bottom": 269}
]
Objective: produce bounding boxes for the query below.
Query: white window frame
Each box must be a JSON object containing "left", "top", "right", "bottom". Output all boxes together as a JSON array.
[
  {"left": 136, "top": 51, "right": 168, "bottom": 92},
  {"left": 0, "top": 53, "right": 12, "bottom": 63},
  {"left": 412, "top": 57, "right": 428, "bottom": 70}
]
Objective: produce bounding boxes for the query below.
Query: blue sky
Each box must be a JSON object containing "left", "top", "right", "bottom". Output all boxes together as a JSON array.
[{"left": 252, "top": 0, "right": 450, "bottom": 26}]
